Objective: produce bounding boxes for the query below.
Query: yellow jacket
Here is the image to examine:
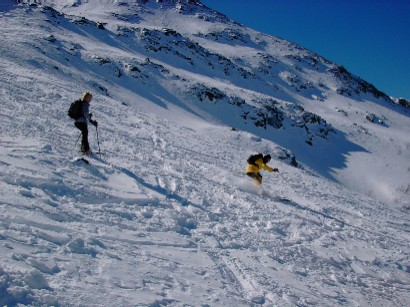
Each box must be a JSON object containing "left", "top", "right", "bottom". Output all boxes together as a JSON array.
[{"left": 246, "top": 157, "right": 274, "bottom": 174}]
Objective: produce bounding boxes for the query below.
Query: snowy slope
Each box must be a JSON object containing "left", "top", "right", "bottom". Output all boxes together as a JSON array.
[
  {"left": 0, "top": 1, "right": 409, "bottom": 306},
  {"left": 36, "top": 0, "right": 410, "bottom": 206}
]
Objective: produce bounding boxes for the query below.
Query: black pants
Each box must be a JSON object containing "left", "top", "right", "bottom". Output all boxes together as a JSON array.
[
  {"left": 246, "top": 172, "right": 262, "bottom": 185},
  {"left": 75, "top": 122, "right": 90, "bottom": 152}
]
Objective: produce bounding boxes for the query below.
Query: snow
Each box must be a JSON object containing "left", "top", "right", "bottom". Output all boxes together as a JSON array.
[{"left": 0, "top": 1, "right": 409, "bottom": 306}]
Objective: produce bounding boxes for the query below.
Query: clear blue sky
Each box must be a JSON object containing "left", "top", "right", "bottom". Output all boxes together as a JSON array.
[{"left": 201, "top": 0, "right": 410, "bottom": 99}]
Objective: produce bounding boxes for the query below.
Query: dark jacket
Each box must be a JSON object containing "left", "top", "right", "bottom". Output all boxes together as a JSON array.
[{"left": 75, "top": 101, "right": 91, "bottom": 124}]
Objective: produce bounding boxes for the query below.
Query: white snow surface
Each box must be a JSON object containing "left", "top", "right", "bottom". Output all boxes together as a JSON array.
[{"left": 0, "top": 1, "right": 409, "bottom": 306}]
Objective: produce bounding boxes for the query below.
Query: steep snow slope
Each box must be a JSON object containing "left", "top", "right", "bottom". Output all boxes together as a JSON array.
[
  {"left": 0, "top": 1, "right": 409, "bottom": 306},
  {"left": 37, "top": 0, "right": 410, "bottom": 206}
]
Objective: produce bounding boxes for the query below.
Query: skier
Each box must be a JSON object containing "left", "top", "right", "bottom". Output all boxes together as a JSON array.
[
  {"left": 73, "top": 91, "right": 98, "bottom": 155},
  {"left": 246, "top": 153, "right": 278, "bottom": 185}
]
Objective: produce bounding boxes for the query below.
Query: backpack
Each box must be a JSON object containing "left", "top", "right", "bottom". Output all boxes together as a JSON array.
[
  {"left": 247, "top": 153, "right": 263, "bottom": 165},
  {"left": 68, "top": 100, "right": 84, "bottom": 119}
]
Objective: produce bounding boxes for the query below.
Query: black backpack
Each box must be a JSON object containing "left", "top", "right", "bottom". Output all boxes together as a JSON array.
[
  {"left": 247, "top": 153, "right": 263, "bottom": 165},
  {"left": 68, "top": 100, "right": 84, "bottom": 119}
]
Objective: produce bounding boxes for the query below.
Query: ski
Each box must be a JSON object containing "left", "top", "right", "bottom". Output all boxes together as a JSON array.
[
  {"left": 72, "top": 157, "right": 90, "bottom": 164},
  {"left": 77, "top": 151, "right": 105, "bottom": 156}
]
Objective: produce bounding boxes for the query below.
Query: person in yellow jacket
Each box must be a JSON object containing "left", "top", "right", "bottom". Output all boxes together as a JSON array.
[{"left": 246, "top": 153, "right": 278, "bottom": 185}]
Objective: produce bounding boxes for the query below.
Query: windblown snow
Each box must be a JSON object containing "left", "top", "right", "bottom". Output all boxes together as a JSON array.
[{"left": 0, "top": 1, "right": 409, "bottom": 306}]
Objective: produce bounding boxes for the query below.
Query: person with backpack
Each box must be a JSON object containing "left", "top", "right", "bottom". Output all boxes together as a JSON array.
[
  {"left": 69, "top": 91, "right": 98, "bottom": 155},
  {"left": 246, "top": 153, "right": 278, "bottom": 185}
]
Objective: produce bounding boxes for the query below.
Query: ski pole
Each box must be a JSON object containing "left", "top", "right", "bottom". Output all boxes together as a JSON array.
[
  {"left": 74, "top": 133, "right": 81, "bottom": 149},
  {"left": 95, "top": 126, "right": 101, "bottom": 158},
  {"left": 278, "top": 171, "right": 298, "bottom": 194}
]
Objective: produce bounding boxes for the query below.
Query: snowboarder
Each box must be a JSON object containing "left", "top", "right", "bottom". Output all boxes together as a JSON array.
[
  {"left": 246, "top": 153, "right": 278, "bottom": 185},
  {"left": 72, "top": 91, "right": 98, "bottom": 155}
]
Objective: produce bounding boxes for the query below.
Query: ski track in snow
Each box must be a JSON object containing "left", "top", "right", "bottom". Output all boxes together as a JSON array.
[{"left": 0, "top": 2, "right": 409, "bottom": 306}]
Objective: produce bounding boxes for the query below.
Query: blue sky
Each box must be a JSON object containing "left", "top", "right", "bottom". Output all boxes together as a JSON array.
[{"left": 201, "top": 0, "right": 410, "bottom": 100}]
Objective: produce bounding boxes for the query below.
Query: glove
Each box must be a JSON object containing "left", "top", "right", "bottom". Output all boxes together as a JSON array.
[{"left": 90, "top": 119, "right": 98, "bottom": 127}]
